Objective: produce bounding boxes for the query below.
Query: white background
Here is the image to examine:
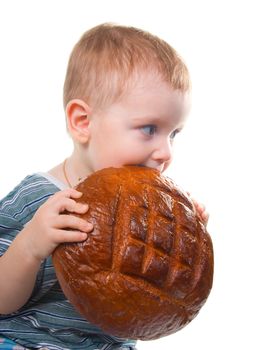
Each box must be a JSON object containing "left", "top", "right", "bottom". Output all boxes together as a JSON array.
[{"left": 0, "top": 1, "right": 278, "bottom": 349}]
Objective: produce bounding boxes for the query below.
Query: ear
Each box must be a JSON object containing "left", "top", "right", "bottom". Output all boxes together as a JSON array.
[{"left": 66, "top": 99, "right": 92, "bottom": 144}]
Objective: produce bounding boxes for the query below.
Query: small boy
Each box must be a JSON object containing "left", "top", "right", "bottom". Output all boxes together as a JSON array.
[{"left": 0, "top": 23, "right": 208, "bottom": 349}]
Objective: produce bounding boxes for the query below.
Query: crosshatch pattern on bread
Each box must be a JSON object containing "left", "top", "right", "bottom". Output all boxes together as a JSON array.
[{"left": 53, "top": 166, "right": 214, "bottom": 340}]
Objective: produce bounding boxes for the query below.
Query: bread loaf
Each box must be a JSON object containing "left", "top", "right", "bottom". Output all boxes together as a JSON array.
[{"left": 52, "top": 166, "right": 214, "bottom": 340}]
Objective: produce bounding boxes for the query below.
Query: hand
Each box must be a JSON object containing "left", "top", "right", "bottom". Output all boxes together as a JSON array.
[
  {"left": 187, "top": 192, "right": 209, "bottom": 226},
  {"left": 22, "top": 188, "right": 93, "bottom": 262}
]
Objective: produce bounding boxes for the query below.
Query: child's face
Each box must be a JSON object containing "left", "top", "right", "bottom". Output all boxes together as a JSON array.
[{"left": 87, "top": 71, "right": 190, "bottom": 173}]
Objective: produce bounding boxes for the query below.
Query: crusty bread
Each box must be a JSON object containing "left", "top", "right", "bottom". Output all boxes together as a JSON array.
[{"left": 52, "top": 166, "right": 214, "bottom": 340}]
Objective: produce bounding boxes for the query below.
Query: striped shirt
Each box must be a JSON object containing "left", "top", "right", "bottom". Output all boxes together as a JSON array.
[{"left": 0, "top": 173, "right": 136, "bottom": 350}]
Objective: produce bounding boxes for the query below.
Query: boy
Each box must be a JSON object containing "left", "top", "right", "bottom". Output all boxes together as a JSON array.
[{"left": 0, "top": 23, "right": 208, "bottom": 349}]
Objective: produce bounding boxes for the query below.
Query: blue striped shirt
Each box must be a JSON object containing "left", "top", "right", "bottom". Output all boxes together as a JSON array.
[{"left": 0, "top": 174, "right": 136, "bottom": 350}]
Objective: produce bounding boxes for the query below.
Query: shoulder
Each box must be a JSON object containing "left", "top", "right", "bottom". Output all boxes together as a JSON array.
[{"left": 0, "top": 173, "right": 60, "bottom": 225}]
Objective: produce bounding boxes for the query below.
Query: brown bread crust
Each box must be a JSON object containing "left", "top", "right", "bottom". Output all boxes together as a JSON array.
[{"left": 52, "top": 166, "right": 214, "bottom": 340}]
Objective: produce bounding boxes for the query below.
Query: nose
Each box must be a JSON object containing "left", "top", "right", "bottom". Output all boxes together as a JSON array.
[{"left": 151, "top": 138, "right": 173, "bottom": 164}]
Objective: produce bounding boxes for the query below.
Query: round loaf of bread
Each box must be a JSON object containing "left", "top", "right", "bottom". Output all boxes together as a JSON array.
[{"left": 52, "top": 166, "right": 214, "bottom": 340}]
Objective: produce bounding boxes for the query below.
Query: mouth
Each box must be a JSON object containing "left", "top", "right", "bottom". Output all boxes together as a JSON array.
[
  {"left": 127, "top": 164, "right": 164, "bottom": 172},
  {"left": 125, "top": 164, "right": 147, "bottom": 168},
  {"left": 138, "top": 164, "right": 164, "bottom": 172}
]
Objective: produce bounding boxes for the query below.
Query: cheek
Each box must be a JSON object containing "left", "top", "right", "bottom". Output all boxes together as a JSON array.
[
  {"left": 115, "top": 142, "right": 149, "bottom": 165},
  {"left": 124, "top": 142, "right": 146, "bottom": 155},
  {"left": 92, "top": 130, "right": 150, "bottom": 167}
]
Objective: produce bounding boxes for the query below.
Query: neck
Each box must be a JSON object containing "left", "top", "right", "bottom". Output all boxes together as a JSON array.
[
  {"left": 63, "top": 158, "right": 73, "bottom": 187},
  {"left": 63, "top": 153, "right": 92, "bottom": 188}
]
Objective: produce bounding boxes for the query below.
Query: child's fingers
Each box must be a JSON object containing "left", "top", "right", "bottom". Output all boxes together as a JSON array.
[
  {"left": 55, "top": 229, "right": 89, "bottom": 243},
  {"left": 191, "top": 197, "right": 205, "bottom": 211},
  {"left": 51, "top": 196, "right": 88, "bottom": 214},
  {"left": 197, "top": 202, "right": 206, "bottom": 213},
  {"left": 53, "top": 188, "right": 83, "bottom": 199},
  {"left": 66, "top": 189, "right": 84, "bottom": 199},
  {"left": 201, "top": 210, "right": 209, "bottom": 225},
  {"left": 186, "top": 191, "right": 209, "bottom": 226},
  {"left": 56, "top": 215, "right": 93, "bottom": 232},
  {"left": 61, "top": 199, "right": 89, "bottom": 214},
  {"left": 189, "top": 196, "right": 209, "bottom": 225},
  {"left": 72, "top": 202, "right": 90, "bottom": 214}
]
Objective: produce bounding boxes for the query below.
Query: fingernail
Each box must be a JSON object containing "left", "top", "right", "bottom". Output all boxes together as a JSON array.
[{"left": 81, "top": 203, "right": 89, "bottom": 210}]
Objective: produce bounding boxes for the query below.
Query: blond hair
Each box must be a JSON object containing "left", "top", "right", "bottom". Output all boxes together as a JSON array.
[{"left": 63, "top": 23, "right": 190, "bottom": 111}]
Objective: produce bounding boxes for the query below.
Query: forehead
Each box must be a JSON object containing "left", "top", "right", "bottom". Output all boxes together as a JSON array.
[{"left": 120, "top": 70, "right": 191, "bottom": 121}]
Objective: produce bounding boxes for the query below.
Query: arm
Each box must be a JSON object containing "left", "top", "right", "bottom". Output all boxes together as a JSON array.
[
  {"left": 0, "top": 229, "right": 42, "bottom": 314},
  {"left": 0, "top": 188, "right": 93, "bottom": 315}
]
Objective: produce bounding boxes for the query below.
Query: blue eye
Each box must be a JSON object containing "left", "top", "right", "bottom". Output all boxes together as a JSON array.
[{"left": 141, "top": 125, "right": 156, "bottom": 136}]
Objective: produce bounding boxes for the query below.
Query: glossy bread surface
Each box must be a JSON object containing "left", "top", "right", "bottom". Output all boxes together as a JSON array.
[{"left": 52, "top": 166, "right": 214, "bottom": 340}]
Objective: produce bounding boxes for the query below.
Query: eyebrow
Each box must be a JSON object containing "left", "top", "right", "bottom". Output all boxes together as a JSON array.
[
  {"left": 130, "top": 115, "right": 161, "bottom": 122},
  {"left": 131, "top": 116, "right": 185, "bottom": 130}
]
